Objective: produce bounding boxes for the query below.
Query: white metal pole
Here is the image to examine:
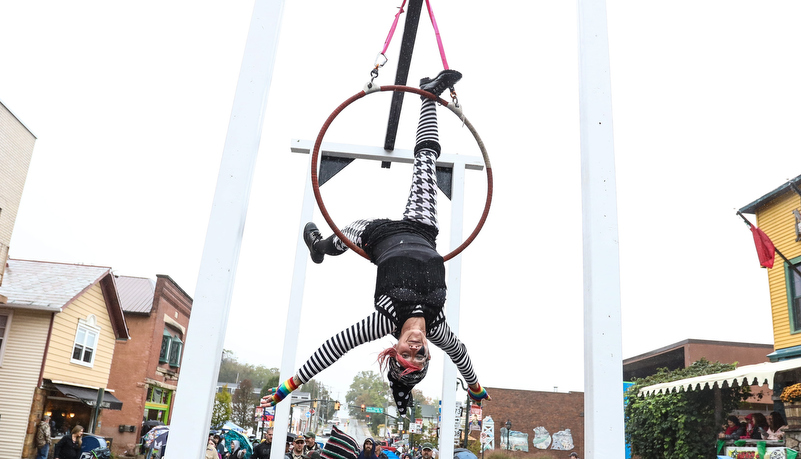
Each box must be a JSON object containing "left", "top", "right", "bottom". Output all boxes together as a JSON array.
[
  {"left": 577, "top": 0, "right": 625, "bottom": 457},
  {"left": 270, "top": 158, "right": 316, "bottom": 459},
  {"left": 438, "top": 162, "right": 466, "bottom": 459},
  {"left": 168, "top": 0, "right": 286, "bottom": 457}
]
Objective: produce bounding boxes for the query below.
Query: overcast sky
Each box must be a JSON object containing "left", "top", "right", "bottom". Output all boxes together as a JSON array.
[{"left": 2, "top": 0, "right": 798, "bottom": 402}]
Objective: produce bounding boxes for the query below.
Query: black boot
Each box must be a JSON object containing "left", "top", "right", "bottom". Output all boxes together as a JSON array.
[
  {"left": 303, "top": 222, "right": 325, "bottom": 264},
  {"left": 420, "top": 69, "right": 462, "bottom": 100}
]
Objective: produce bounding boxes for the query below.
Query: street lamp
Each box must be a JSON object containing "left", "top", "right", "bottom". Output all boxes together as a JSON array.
[
  {"left": 505, "top": 420, "right": 511, "bottom": 451},
  {"left": 456, "top": 379, "right": 472, "bottom": 448}
]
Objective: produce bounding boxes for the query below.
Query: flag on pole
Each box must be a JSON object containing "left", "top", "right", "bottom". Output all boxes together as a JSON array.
[{"left": 750, "top": 225, "right": 776, "bottom": 268}]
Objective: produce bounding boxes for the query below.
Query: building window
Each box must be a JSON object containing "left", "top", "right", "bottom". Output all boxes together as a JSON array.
[
  {"left": 159, "top": 329, "right": 171, "bottom": 363},
  {"left": 788, "top": 260, "right": 801, "bottom": 332},
  {"left": 168, "top": 336, "right": 182, "bottom": 367},
  {"left": 147, "top": 386, "right": 172, "bottom": 405},
  {"left": 159, "top": 327, "right": 183, "bottom": 368},
  {"left": 0, "top": 310, "right": 11, "bottom": 365},
  {"left": 71, "top": 316, "right": 100, "bottom": 367},
  {"left": 145, "top": 386, "right": 173, "bottom": 423}
]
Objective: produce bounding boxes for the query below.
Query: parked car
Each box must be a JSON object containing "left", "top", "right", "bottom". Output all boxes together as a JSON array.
[
  {"left": 322, "top": 427, "right": 332, "bottom": 436},
  {"left": 378, "top": 441, "right": 397, "bottom": 452}
]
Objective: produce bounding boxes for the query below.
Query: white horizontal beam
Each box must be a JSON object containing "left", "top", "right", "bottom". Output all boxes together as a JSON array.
[{"left": 290, "top": 139, "right": 485, "bottom": 170}]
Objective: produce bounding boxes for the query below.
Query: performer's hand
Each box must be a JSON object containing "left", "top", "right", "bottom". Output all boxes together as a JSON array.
[
  {"left": 264, "top": 377, "right": 300, "bottom": 406},
  {"left": 260, "top": 389, "right": 278, "bottom": 407},
  {"left": 468, "top": 383, "right": 491, "bottom": 402}
]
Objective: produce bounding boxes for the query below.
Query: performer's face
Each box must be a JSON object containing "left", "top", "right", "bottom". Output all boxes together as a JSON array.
[{"left": 396, "top": 328, "right": 429, "bottom": 365}]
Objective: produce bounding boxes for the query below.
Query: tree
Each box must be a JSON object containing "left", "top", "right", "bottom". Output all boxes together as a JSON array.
[
  {"left": 219, "top": 349, "right": 280, "bottom": 389},
  {"left": 346, "top": 371, "right": 389, "bottom": 423},
  {"left": 212, "top": 385, "right": 233, "bottom": 428},
  {"left": 625, "top": 359, "right": 752, "bottom": 459},
  {"left": 232, "top": 379, "right": 257, "bottom": 430}
]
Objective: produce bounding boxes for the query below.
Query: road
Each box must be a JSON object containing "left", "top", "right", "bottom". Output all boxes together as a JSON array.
[{"left": 341, "top": 419, "right": 371, "bottom": 446}]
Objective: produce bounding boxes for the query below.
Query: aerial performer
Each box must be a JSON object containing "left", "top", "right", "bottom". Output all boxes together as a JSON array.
[{"left": 262, "top": 69, "right": 489, "bottom": 415}]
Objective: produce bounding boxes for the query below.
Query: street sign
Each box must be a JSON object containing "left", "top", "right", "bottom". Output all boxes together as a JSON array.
[
  {"left": 305, "top": 411, "right": 311, "bottom": 418},
  {"left": 366, "top": 406, "right": 383, "bottom": 414}
]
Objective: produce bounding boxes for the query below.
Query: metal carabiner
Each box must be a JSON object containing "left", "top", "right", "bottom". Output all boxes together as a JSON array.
[
  {"left": 374, "top": 53, "right": 388, "bottom": 69},
  {"left": 449, "top": 88, "right": 460, "bottom": 108}
]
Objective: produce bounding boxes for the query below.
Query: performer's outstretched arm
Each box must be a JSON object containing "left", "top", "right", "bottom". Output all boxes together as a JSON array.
[
  {"left": 262, "top": 312, "right": 394, "bottom": 406},
  {"left": 428, "top": 319, "right": 491, "bottom": 401}
]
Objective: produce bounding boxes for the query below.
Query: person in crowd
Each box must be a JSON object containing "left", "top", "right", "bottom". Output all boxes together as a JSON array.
[
  {"left": 767, "top": 411, "right": 787, "bottom": 440},
  {"left": 214, "top": 434, "right": 227, "bottom": 459},
  {"left": 750, "top": 413, "right": 770, "bottom": 439},
  {"left": 261, "top": 70, "right": 489, "bottom": 418},
  {"left": 254, "top": 428, "right": 274, "bottom": 459},
  {"left": 743, "top": 413, "right": 755, "bottom": 438},
  {"left": 718, "top": 415, "right": 746, "bottom": 440},
  {"left": 420, "top": 443, "right": 434, "bottom": 459},
  {"left": 54, "top": 425, "right": 84, "bottom": 459},
  {"left": 375, "top": 445, "right": 388, "bottom": 459},
  {"left": 207, "top": 438, "right": 220, "bottom": 459},
  {"left": 35, "top": 415, "right": 51, "bottom": 459},
  {"left": 284, "top": 433, "right": 296, "bottom": 459},
  {"left": 358, "top": 438, "right": 378, "bottom": 459},
  {"left": 569, "top": 453, "right": 579, "bottom": 459},
  {"left": 304, "top": 432, "right": 319, "bottom": 454},
  {"left": 290, "top": 434, "right": 306, "bottom": 459},
  {"left": 231, "top": 439, "right": 248, "bottom": 459},
  {"left": 304, "top": 451, "right": 322, "bottom": 459}
]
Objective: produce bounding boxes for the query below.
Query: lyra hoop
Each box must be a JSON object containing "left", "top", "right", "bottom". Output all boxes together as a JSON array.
[{"left": 311, "top": 85, "right": 493, "bottom": 262}]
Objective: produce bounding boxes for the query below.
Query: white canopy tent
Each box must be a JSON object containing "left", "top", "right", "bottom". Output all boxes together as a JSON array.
[{"left": 638, "top": 358, "right": 801, "bottom": 397}]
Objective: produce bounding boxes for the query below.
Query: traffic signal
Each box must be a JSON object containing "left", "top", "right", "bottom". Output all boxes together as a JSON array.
[
  {"left": 334, "top": 401, "right": 341, "bottom": 410},
  {"left": 361, "top": 404, "right": 366, "bottom": 412},
  {"left": 312, "top": 401, "right": 317, "bottom": 408}
]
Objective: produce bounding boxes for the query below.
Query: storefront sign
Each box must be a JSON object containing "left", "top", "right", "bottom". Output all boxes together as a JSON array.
[{"left": 723, "top": 446, "right": 787, "bottom": 459}]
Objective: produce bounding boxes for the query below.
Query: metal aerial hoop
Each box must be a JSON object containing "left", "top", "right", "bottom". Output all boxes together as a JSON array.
[{"left": 310, "top": 84, "right": 493, "bottom": 262}]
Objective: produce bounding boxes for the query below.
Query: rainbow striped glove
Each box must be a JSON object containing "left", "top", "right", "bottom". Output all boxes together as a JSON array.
[
  {"left": 268, "top": 377, "right": 300, "bottom": 405},
  {"left": 468, "top": 383, "right": 489, "bottom": 402}
]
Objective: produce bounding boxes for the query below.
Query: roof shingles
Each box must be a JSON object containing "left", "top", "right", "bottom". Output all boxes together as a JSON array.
[
  {"left": 115, "top": 276, "right": 156, "bottom": 313},
  {"left": 0, "top": 259, "right": 110, "bottom": 310}
]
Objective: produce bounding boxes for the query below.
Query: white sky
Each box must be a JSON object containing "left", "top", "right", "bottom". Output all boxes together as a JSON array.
[{"left": 2, "top": 0, "right": 798, "bottom": 402}]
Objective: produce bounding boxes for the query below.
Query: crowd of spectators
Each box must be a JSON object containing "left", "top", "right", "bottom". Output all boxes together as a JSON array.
[{"left": 718, "top": 412, "right": 786, "bottom": 441}]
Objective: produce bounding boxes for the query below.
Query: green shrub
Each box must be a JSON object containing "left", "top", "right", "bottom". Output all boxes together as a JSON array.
[{"left": 625, "top": 358, "right": 750, "bottom": 459}]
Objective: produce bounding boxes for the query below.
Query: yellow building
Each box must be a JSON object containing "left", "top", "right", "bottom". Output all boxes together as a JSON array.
[
  {"left": 0, "top": 259, "right": 129, "bottom": 458},
  {"left": 0, "top": 99, "right": 36, "bottom": 296},
  {"left": 739, "top": 174, "right": 801, "bottom": 359}
]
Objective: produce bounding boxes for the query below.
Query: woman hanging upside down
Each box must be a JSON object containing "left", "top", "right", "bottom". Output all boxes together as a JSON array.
[{"left": 261, "top": 69, "right": 489, "bottom": 415}]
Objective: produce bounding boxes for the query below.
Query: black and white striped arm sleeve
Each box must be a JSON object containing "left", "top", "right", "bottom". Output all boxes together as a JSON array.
[
  {"left": 428, "top": 318, "right": 478, "bottom": 385},
  {"left": 296, "top": 311, "right": 394, "bottom": 383}
]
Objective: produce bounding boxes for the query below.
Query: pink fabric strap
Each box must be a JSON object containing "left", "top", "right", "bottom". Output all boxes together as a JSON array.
[
  {"left": 380, "top": 0, "right": 450, "bottom": 70},
  {"left": 381, "top": 0, "right": 408, "bottom": 55},
  {"left": 424, "top": 0, "right": 449, "bottom": 70}
]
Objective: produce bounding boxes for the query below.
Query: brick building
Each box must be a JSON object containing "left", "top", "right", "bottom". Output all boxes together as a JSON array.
[
  {"left": 623, "top": 338, "right": 774, "bottom": 381},
  {"left": 98, "top": 274, "right": 192, "bottom": 457},
  {"left": 481, "top": 387, "right": 583, "bottom": 458}
]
